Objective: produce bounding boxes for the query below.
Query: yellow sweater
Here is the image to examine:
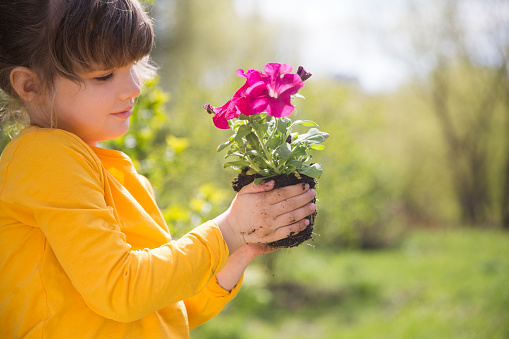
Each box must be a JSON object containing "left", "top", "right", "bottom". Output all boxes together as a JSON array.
[{"left": 0, "top": 126, "right": 240, "bottom": 338}]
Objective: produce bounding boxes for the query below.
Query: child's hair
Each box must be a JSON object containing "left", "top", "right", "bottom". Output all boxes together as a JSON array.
[{"left": 0, "top": 0, "right": 155, "bottom": 128}]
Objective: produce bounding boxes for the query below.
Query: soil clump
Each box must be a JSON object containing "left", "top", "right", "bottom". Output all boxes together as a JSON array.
[{"left": 232, "top": 168, "right": 317, "bottom": 248}]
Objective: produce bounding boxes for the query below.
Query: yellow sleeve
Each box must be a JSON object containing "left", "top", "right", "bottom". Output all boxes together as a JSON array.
[
  {"left": 0, "top": 130, "right": 229, "bottom": 322},
  {"left": 184, "top": 274, "right": 243, "bottom": 330}
]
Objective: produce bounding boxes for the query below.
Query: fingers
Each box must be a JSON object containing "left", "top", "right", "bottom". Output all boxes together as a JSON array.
[
  {"left": 262, "top": 218, "right": 311, "bottom": 244},
  {"left": 271, "top": 188, "right": 316, "bottom": 216},
  {"left": 265, "top": 183, "right": 312, "bottom": 205},
  {"left": 239, "top": 180, "right": 275, "bottom": 194},
  {"left": 227, "top": 180, "right": 317, "bottom": 247},
  {"left": 273, "top": 202, "right": 316, "bottom": 227}
]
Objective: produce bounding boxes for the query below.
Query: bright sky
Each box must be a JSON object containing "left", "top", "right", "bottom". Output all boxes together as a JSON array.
[
  {"left": 233, "top": 0, "right": 508, "bottom": 93},
  {"left": 233, "top": 0, "right": 411, "bottom": 92}
]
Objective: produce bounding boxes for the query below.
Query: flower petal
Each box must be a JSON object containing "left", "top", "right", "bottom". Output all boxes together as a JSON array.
[
  {"left": 245, "top": 81, "right": 268, "bottom": 98},
  {"left": 212, "top": 110, "right": 230, "bottom": 129},
  {"left": 277, "top": 74, "right": 305, "bottom": 96},
  {"left": 233, "top": 96, "right": 253, "bottom": 115},
  {"left": 264, "top": 63, "right": 293, "bottom": 78},
  {"left": 249, "top": 97, "right": 269, "bottom": 114},
  {"left": 236, "top": 68, "right": 247, "bottom": 77},
  {"left": 233, "top": 81, "right": 249, "bottom": 98},
  {"left": 245, "top": 71, "right": 267, "bottom": 87},
  {"left": 265, "top": 97, "right": 295, "bottom": 118}
]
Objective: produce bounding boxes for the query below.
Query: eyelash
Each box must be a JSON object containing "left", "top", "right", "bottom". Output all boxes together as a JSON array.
[{"left": 95, "top": 73, "right": 113, "bottom": 81}]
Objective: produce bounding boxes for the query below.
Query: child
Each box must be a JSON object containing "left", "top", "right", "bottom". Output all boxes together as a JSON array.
[{"left": 0, "top": 0, "right": 316, "bottom": 337}]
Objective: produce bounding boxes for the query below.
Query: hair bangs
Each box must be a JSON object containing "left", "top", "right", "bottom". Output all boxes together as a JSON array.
[{"left": 51, "top": 0, "right": 154, "bottom": 81}]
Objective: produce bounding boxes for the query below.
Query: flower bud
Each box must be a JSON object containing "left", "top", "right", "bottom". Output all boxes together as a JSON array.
[
  {"left": 203, "top": 104, "right": 215, "bottom": 115},
  {"left": 297, "top": 66, "right": 312, "bottom": 82}
]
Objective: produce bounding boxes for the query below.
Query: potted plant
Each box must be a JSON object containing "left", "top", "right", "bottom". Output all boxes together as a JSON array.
[{"left": 204, "top": 63, "right": 329, "bottom": 248}]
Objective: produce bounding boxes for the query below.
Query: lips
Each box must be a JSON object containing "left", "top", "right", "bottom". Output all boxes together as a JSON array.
[{"left": 111, "top": 107, "right": 133, "bottom": 119}]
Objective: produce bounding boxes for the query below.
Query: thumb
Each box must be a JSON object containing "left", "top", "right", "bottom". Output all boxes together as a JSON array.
[{"left": 239, "top": 180, "right": 275, "bottom": 194}]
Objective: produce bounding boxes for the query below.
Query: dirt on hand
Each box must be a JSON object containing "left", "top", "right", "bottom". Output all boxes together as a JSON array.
[{"left": 232, "top": 168, "right": 317, "bottom": 248}]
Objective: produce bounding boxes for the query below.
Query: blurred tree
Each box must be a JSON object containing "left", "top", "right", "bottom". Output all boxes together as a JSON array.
[
  {"left": 152, "top": 0, "right": 289, "bottom": 90},
  {"left": 405, "top": 0, "right": 509, "bottom": 226},
  {"left": 501, "top": 48, "right": 509, "bottom": 229}
]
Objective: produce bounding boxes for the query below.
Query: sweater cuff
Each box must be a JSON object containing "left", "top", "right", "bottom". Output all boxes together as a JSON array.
[{"left": 206, "top": 274, "right": 244, "bottom": 300}]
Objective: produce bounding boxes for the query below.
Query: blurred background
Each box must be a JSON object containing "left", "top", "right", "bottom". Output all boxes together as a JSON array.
[
  {"left": 3, "top": 0, "right": 508, "bottom": 337},
  {"left": 114, "top": 0, "right": 509, "bottom": 338}
]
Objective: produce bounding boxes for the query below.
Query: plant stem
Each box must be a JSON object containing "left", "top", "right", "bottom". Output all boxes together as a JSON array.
[
  {"left": 244, "top": 156, "right": 262, "bottom": 173},
  {"left": 252, "top": 125, "right": 279, "bottom": 173}
]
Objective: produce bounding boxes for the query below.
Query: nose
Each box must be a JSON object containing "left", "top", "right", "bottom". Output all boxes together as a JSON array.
[{"left": 120, "top": 66, "right": 141, "bottom": 100}]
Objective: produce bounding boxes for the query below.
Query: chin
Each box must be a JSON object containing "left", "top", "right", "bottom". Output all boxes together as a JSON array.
[
  {"left": 110, "top": 122, "right": 131, "bottom": 140},
  {"left": 94, "top": 124, "right": 131, "bottom": 144}
]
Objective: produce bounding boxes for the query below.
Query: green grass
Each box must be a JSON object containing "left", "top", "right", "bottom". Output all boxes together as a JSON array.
[{"left": 192, "top": 228, "right": 509, "bottom": 339}]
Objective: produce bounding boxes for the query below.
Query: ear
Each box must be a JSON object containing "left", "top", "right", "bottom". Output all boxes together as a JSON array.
[{"left": 10, "top": 67, "right": 42, "bottom": 102}]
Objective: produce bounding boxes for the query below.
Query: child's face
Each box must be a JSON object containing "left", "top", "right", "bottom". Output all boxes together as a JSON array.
[{"left": 47, "top": 62, "right": 141, "bottom": 146}]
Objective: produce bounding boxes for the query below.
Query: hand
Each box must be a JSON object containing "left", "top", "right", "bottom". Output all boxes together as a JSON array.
[{"left": 214, "top": 180, "right": 316, "bottom": 254}]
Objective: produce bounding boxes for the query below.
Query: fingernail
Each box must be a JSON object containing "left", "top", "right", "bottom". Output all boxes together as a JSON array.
[{"left": 302, "top": 183, "right": 309, "bottom": 190}]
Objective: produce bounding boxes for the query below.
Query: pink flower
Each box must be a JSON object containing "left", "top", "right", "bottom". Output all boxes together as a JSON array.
[
  {"left": 239, "top": 63, "right": 305, "bottom": 118},
  {"left": 205, "top": 63, "right": 306, "bottom": 128},
  {"left": 206, "top": 82, "right": 252, "bottom": 129}
]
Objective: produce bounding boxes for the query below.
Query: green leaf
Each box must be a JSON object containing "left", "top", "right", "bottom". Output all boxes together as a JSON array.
[
  {"left": 237, "top": 124, "right": 252, "bottom": 138},
  {"left": 246, "top": 132, "right": 259, "bottom": 148},
  {"left": 246, "top": 150, "right": 260, "bottom": 157},
  {"left": 298, "top": 163, "right": 323, "bottom": 179},
  {"left": 260, "top": 121, "right": 269, "bottom": 136},
  {"left": 286, "top": 160, "right": 303, "bottom": 169},
  {"left": 295, "top": 128, "right": 329, "bottom": 145},
  {"left": 274, "top": 143, "right": 291, "bottom": 158},
  {"left": 254, "top": 175, "right": 278, "bottom": 185},
  {"left": 234, "top": 135, "right": 244, "bottom": 146},
  {"left": 310, "top": 144, "right": 325, "bottom": 151},
  {"left": 225, "top": 151, "right": 245, "bottom": 159},
  {"left": 288, "top": 132, "right": 298, "bottom": 143},
  {"left": 257, "top": 169, "right": 272, "bottom": 176},
  {"left": 290, "top": 145, "right": 307, "bottom": 158},
  {"left": 251, "top": 120, "right": 261, "bottom": 131},
  {"left": 224, "top": 160, "right": 250, "bottom": 169},
  {"left": 253, "top": 177, "right": 265, "bottom": 185},
  {"left": 276, "top": 118, "right": 288, "bottom": 134},
  {"left": 232, "top": 120, "right": 245, "bottom": 130},
  {"left": 267, "top": 136, "right": 281, "bottom": 150},
  {"left": 290, "top": 120, "right": 319, "bottom": 129},
  {"left": 217, "top": 140, "right": 231, "bottom": 152},
  {"left": 283, "top": 167, "right": 296, "bottom": 175}
]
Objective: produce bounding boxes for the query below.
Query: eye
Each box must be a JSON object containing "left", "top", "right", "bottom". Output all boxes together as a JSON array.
[{"left": 95, "top": 73, "right": 114, "bottom": 81}]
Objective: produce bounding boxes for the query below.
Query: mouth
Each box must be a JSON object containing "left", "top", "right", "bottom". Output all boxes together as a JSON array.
[{"left": 111, "top": 107, "right": 133, "bottom": 119}]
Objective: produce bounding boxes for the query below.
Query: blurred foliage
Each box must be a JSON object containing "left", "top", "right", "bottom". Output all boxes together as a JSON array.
[{"left": 0, "top": 92, "right": 25, "bottom": 152}]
